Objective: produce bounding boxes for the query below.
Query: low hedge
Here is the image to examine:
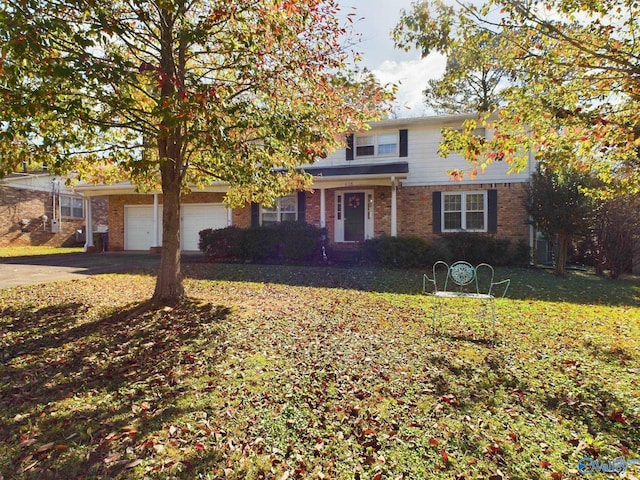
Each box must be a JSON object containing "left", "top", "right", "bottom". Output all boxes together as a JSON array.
[
  {"left": 362, "top": 233, "right": 529, "bottom": 268},
  {"left": 200, "top": 227, "right": 529, "bottom": 267},
  {"left": 361, "top": 235, "right": 431, "bottom": 268},
  {"left": 199, "top": 222, "right": 325, "bottom": 263},
  {"left": 436, "top": 233, "right": 529, "bottom": 266}
]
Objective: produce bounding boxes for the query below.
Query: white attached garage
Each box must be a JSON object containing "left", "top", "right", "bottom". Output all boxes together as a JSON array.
[{"left": 124, "top": 203, "right": 228, "bottom": 251}]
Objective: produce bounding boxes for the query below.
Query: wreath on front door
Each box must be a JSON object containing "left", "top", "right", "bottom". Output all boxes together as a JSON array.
[{"left": 348, "top": 195, "right": 361, "bottom": 209}]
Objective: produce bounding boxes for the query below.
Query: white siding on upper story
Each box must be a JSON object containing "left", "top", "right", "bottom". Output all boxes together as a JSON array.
[
  {"left": 0, "top": 174, "right": 78, "bottom": 193},
  {"left": 313, "top": 116, "right": 533, "bottom": 186}
]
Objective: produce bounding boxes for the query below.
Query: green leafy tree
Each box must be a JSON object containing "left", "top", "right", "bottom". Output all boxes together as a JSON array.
[
  {"left": 526, "top": 164, "right": 594, "bottom": 275},
  {"left": 393, "top": 0, "right": 507, "bottom": 114},
  {"left": 395, "top": 0, "right": 640, "bottom": 195},
  {"left": 591, "top": 194, "right": 640, "bottom": 278},
  {"left": 0, "top": 0, "right": 391, "bottom": 305}
]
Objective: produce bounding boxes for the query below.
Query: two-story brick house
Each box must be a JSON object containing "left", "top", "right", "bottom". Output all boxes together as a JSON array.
[{"left": 76, "top": 114, "right": 535, "bottom": 253}]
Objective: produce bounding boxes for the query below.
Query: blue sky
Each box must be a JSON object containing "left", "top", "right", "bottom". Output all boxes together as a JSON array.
[{"left": 337, "top": 0, "right": 446, "bottom": 117}]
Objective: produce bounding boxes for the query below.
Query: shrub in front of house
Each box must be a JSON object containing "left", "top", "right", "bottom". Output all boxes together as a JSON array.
[
  {"left": 199, "top": 222, "right": 324, "bottom": 263},
  {"left": 362, "top": 233, "right": 528, "bottom": 268},
  {"left": 437, "top": 233, "right": 529, "bottom": 266},
  {"left": 198, "top": 226, "right": 244, "bottom": 258},
  {"left": 361, "top": 235, "right": 431, "bottom": 268}
]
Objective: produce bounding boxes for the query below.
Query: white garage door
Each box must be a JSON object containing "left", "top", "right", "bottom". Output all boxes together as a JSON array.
[
  {"left": 124, "top": 205, "right": 163, "bottom": 251},
  {"left": 181, "top": 204, "right": 228, "bottom": 251}
]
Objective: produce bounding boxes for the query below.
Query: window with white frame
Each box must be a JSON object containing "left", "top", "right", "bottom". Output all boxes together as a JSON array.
[
  {"left": 261, "top": 195, "right": 298, "bottom": 225},
  {"left": 355, "top": 132, "right": 398, "bottom": 158},
  {"left": 442, "top": 192, "right": 487, "bottom": 231},
  {"left": 60, "top": 195, "right": 84, "bottom": 219}
]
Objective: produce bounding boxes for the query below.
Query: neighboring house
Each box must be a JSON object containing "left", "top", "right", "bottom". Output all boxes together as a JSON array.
[
  {"left": 0, "top": 171, "right": 108, "bottom": 248},
  {"left": 75, "top": 114, "right": 535, "bottom": 253}
]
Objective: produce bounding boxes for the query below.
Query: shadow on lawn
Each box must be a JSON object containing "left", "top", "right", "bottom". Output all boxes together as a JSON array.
[
  {"left": 182, "top": 262, "right": 640, "bottom": 307},
  {"left": 0, "top": 300, "right": 230, "bottom": 479}
]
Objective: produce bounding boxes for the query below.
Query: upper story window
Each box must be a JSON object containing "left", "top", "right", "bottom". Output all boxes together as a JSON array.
[
  {"left": 442, "top": 191, "right": 487, "bottom": 232},
  {"left": 261, "top": 195, "right": 298, "bottom": 225},
  {"left": 355, "top": 133, "right": 398, "bottom": 158},
  {"left": 60, "top": 195, "right": 83, "bottom": 219},
  {"left": 452, "top": 127, "right": 486, "bottom": 138},
  {"left": 346, "top": 129, "right": 407, "bottom": 161}
]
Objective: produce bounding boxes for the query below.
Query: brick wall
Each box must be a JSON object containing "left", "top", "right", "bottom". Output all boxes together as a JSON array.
[
  {"left": 398, "top": 182, "right": 530, "bottom": 242},
  {"left": 0, "top": 185, "right": 107, "bottom": 247},
  {"left": 299, "top": 184, "right": 530, "bottom": 244},
  {"left": 106, "top": 183, "right": 530, "bottom": 251}
]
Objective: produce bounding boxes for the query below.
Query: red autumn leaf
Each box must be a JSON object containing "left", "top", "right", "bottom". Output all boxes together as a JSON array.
[
  {"left": 610, "top": 411, "right": 626, "bottom": 423},
  {"left": 539, "top": 460, "right": 551, "bottom": 468},
  {"left": 429, "top": 438, "right": 440, "bottom": 446},
  {"left": 487, "top": 443, "right": 502, "bottom": 454},
  {"left": 618, "top": 444, "right": 630, "bottom": 455},
  {"left": 441, "top": 449, "right": 449, "bottom": 464}
]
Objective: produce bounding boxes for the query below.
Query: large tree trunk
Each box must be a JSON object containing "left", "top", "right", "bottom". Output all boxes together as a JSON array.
[
  {"left": 554, "top": 232, "right": 569, "bottom": 276},
  {"left": 152, "top": 142, "right": 185, "bottom": 305},
  {"left": 152, "top": 10, "right": 185, "bottom": 306}
]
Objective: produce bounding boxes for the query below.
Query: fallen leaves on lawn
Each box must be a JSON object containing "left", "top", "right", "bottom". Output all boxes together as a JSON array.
[{"left": 0, "top": 266, "right": 638, "bottom": 479}]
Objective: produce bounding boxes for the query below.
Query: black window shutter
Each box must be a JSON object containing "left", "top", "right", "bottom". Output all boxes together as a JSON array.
[
  {"left": 432, "top": 191, "right": 442, "bottom": 233},
  {"left": 297, "top": 191, "right": 306, "bottom": 223},
  {"left": 487, "top": 189, "right": 498, "bottom": 234},
  {"left": 346, "top": 134, "right": 354, "bottom": 161},
  {"left": 250, "top": 202, "right": 259, "bottom": 227},
  {"left": 399, "top": 129, "right": 408, "bottom": 157}
]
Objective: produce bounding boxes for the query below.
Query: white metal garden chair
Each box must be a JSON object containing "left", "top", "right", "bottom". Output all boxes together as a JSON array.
[{"left": 422, "top": 261, "right": 510, "bottom": 335}]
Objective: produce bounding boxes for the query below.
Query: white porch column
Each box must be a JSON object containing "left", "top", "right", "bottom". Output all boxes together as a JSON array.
[
  {"left": 391, "top": 176, "right": 398, "bottom": 237},
  {"left": 152, "top": 193, "right": 160, "bottom": 247},
  {"left": 227, "top": 207, "right": 233, "bottom": 226},
  {"left": 320, "top": 188, "right": 326, "bottom": 228},
  {"left": 84, "top": 197, "right": 94, "bottom": 251}
]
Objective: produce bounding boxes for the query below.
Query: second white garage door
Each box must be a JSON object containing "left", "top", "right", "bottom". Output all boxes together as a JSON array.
[{"left": 181, "top": 204, "right": 228, "bottom": 251}]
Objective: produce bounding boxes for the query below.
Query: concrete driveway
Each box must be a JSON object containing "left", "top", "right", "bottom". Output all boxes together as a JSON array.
[{"left": 0, "top": 253, "right": 162, "bottom": 289}]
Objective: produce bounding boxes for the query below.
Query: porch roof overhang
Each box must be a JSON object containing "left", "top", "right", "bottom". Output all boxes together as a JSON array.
[
  {"left": 300, "top": 161, "right": 409, "bottom": 188},
  {"left": 302, "top": 161, "right": 408, "bottom": 178}
]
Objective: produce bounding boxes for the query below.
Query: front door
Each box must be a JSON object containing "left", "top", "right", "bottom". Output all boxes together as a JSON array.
[{"left": 344, "top": 192, "right": 365, "bottom": 242}]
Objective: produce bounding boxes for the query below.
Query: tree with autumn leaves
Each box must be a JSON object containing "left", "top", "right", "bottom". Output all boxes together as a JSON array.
[
  {"left": 395, "top": 0, "right": 640, "bottom": 196},
  {"left": 0, "top": 0, "right": 392, "bottom": 305}
]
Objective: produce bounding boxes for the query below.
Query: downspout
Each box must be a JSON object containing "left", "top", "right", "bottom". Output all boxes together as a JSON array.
[
  {"left": 391, "top": 176, "right": 397, "bottom": 237},
  {"left": 528, "top": 146, "right": 536, "bottom": 265},
  {"left": 320, "top": 188, "right": 326, "bottom": 228}
]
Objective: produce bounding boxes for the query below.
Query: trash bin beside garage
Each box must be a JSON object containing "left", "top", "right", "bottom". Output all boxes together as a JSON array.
[{"left": 92, "top": 225, "right": 109, "bottom": 252}]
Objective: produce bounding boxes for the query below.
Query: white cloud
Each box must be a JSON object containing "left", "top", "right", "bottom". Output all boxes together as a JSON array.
[
  {"left": 372, "top": 53, "right": 447, "bottom": 117},
  {"left": 336, "top": 0, "right": 447, "bottom": 118}
]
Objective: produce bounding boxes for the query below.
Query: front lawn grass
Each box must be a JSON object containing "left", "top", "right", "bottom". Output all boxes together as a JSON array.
[
  {"left": 0, "top": 246, "right": 84, "bottom": 258},
  {"left": 1, "top": 265, "right": 638, "bottom": 479}
]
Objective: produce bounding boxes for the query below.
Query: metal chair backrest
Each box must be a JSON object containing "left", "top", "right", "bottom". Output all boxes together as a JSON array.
[{"left": 428, "top": 260, "right": 508, "bottom": 297}]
